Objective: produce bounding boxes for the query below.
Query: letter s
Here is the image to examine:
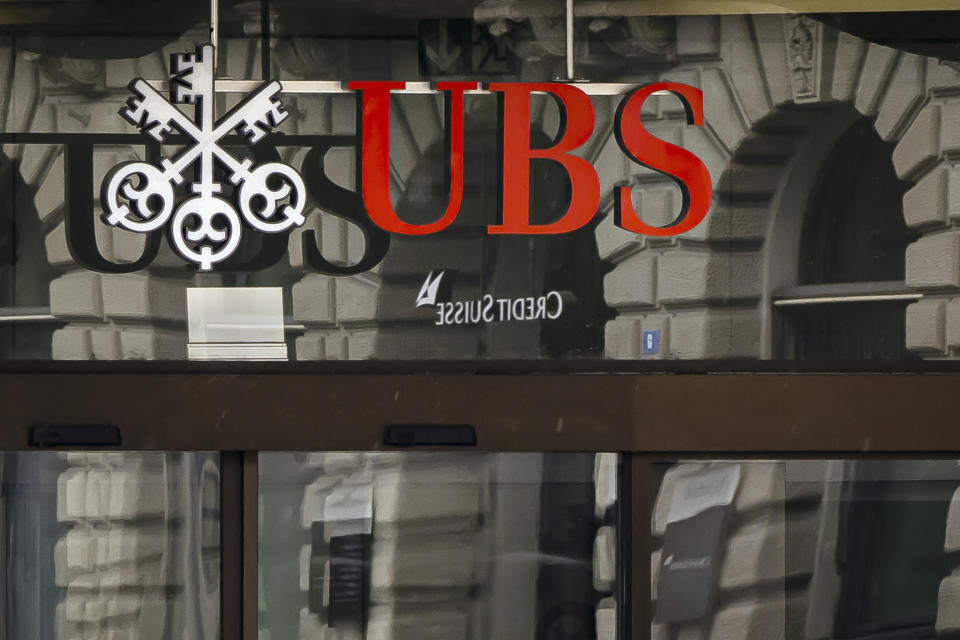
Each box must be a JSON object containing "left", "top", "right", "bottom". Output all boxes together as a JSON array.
[
  {"left": 614, "top": 82, "right": 712, "bottom": 236},
  {"left": 300, "top": 139, "right": 390, "bottom": 275}
]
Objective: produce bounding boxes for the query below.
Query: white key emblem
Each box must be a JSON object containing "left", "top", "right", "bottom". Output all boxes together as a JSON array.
[{"left": 101, "top": 44, "right": 307, "bottom": 271}]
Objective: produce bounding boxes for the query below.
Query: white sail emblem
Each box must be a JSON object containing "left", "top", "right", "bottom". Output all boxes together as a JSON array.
[
  {"left": 415, "top": 270, "right": 447, "bottom": 307},
  {"left": 101, "top": 44, "right": 307, "bottom": 271}
]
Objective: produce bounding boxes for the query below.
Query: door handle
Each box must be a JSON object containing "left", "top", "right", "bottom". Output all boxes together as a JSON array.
[
  {"left": 28, "top": 424, "right": 121, "bottom": 447},
  {"left": 383, "top": 424, "right": 476, "bottom": 447}
]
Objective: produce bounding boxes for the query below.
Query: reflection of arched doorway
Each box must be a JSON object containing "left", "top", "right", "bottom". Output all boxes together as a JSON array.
[{"left": 758, "top": 104, "right": 920, "bottom": 360}]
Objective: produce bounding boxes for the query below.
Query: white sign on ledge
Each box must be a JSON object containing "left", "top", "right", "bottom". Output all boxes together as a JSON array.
[{"left": 186, "top": 287, "right": 287, "bottom": 361}]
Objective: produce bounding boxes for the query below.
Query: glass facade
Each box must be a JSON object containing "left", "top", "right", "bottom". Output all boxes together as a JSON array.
[
  {"left": 0, "top": 1, "right": 957, "bottom": 361},
  {"left": 2, "top": 3, "right": 960, "bottom": 640}
]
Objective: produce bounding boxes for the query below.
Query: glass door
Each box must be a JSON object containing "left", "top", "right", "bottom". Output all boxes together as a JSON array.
[
  {"left": 1, "top": 452, "right": 221, "bottom": 640},
  {"left": 259, "top": 451, "right": 623, "bottom": 640},
  {"left": 648, "top": 459, "right": 960, "bottom": 640}
]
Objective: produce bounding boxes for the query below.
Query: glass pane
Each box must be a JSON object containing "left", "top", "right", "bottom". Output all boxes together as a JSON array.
[
  {"left": 649, "top": 460, "right": 960, "bottom": 640},
  {"left": 0, "top": 452, "right": 221, "bottom": 639},
  {"left": 268, "top": 0, "right": 540, "bottom": 82},
  {"left": 259, "top": 452, "right": 620, "bottom": 640},
  {"left": 3, "top": 2, "right": 960, "bottom": 362}
]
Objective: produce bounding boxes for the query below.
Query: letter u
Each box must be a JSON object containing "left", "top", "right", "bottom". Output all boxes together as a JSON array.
[{"left": 348, "top": 81, "right": 477, "bottom": 235}]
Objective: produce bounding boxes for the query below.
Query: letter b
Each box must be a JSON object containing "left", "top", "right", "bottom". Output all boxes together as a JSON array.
[{"left": 488, "top": 83, "right": 600, "bottom": 235}]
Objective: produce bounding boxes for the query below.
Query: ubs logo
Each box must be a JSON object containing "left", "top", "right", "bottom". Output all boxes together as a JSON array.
[{"left": 87, "top": 43, "right": 712, "bottom": 274}]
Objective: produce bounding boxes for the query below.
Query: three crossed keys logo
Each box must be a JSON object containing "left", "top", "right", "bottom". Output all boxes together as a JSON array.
[{"left": 101, "top": 44, "right": 307, "bottom": 270}]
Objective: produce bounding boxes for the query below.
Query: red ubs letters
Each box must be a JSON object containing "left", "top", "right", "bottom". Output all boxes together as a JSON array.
[{"left": 348, "top": 81, "right": 712, "bottom": 237}]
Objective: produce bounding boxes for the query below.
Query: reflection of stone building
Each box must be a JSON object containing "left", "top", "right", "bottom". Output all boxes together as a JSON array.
[
  {"left": 3, "top": 7, "right": 960, "bottom": 640},
  {"left": 3, "top": 13, "right": 959, "bottom": 362},
  {"left": 651, "top": 460, "right": 960, "bottom": 640},
  {"left": 597, "top": 15, "right": 956, "bottom": 363}
]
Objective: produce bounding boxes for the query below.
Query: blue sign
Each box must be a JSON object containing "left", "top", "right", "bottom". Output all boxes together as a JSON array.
[{"left": 642, "top": 329, "right": 660, "bottom": 354}]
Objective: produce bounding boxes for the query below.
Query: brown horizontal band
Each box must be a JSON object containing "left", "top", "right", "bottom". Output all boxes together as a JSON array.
[{"left": 0, "top": 368, "right": 957, "bottom": 454}]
